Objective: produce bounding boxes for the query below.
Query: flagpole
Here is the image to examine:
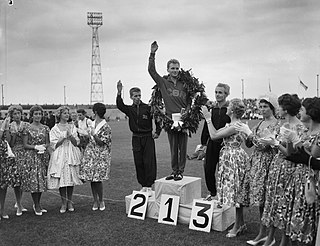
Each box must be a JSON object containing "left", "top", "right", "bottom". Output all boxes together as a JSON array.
[
  {"left": 241, "top": 79, "right": 244, "bottom": 100},
  {"left": 317, "top": 74, "right": 319, "bottom": 97}
]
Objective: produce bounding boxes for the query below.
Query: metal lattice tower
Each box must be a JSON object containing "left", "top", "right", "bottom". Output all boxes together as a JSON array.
[{"left": 87, "top": 12, "right": 104, "bottom": 104}]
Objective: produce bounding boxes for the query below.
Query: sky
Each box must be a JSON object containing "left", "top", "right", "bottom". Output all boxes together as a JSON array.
[{"left": 0, "top": 0, "right": 320, "bottom": 105}]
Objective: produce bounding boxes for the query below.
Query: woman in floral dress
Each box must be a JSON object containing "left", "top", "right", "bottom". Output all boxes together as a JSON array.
[
  {"left": 0, "top": 116, "right": 14, "bottom": 220},
  {"left": 202, "top": 98, "right": 248, "bottom": 238},
  {"left": 80, "top": 103, "right": 112, "bottom": 211},
  {"left": 47, "top": 106, "right": 82, "bottom": 213},
  {"left": 259, "top": 94, "right": 304, "bottom": 246},
  {"left": 22, "top": 105, "right": 50, "bottom": 216},
  {"left": 284, "top": 97, "right": 320, "bottom": 245},
  {"left": 235, "top": 94, "right": 280, "bottom": 246},
  {"left": 7, "top": 105, "right": 30, "bottom": 216}
]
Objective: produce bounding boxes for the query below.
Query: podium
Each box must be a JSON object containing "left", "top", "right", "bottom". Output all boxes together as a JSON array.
[{"left": 125, "top": 176, "right": 235, "bottom": 231}]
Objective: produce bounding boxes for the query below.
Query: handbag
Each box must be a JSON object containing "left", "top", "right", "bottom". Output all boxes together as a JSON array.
[{"left": 305, "top": 156, "right": 316, "bottom": 205}]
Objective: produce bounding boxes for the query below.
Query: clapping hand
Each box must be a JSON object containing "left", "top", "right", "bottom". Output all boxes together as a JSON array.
[
  {"left": 151, "top": 41, "right": 158, "bottom": 53},
  {"left": 201, "top": 106, "right": 211, "bottom": 120},
  {"left": 234, "top": 122, "right": 252, "bottom": 136},
  {"left": 258, "top": 136, "right": 277, "bottom": 146},
  {"left": 281, "top": 127, "right": 300, "bottom": 145},
  {"left": 35, "top": 144, "right": 46, "bottom": 153},
  {"left": 1, "top": 115, "right": 10, "bottom": 131}
]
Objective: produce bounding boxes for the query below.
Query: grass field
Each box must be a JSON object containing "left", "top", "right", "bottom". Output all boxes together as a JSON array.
[{"left": 0, "top": 120, "right": 286, "bottom": 246}]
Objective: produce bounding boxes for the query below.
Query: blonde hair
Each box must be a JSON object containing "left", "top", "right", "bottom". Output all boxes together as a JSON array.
[
  {"left": 55, "top": 106, "right": 69, "bottom": 122},
  {"left": 8, "top": 105, "right": 23, "bottom": 118},
  {"left": 230, "top": 98, "right": 246, "bottom": 119}
]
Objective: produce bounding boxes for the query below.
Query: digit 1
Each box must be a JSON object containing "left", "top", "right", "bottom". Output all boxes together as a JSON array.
[{"left": 163, "top": 197, "right": 174, "bottom": 222}]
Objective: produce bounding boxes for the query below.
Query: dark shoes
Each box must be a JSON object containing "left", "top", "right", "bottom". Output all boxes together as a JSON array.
[
  {"left": 165, "top": 172, "right": 183, "bottom": 181},
  {"left": 174, "top": 173, "right": 183, "bottom": 181},
  {"left": 165, "top": 173, "right": 175, "bottom": 180}
]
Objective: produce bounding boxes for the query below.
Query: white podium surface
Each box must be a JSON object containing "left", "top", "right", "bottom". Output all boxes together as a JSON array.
[
  {"left": 125, "top": 191, "right": 159, "bottom": 219},
  {"left": 179, "top": 200, "right": 235, "bottom": 232},
  {"left": 155, "top": 176, "right": 201, "bottom": 205},
  {"left": 125, "top": 176, "right": 235, "bottom": 232}
]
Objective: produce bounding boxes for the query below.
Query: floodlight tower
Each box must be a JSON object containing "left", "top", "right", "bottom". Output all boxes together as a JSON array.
[{"left": 87, "top": 12, "right": 104, "bottom": 104}]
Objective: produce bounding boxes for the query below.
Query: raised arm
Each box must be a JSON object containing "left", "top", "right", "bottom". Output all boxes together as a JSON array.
[
  {"left": 116, "top": 80, "right": 130, "bottom": 115},
  {"left": 148, "top": 41, "right": 163, "bottom": 85}
]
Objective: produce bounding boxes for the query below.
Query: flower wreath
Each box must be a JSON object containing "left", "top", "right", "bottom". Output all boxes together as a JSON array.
[{"left": 149, "top": 69, "right": 208, "bottom": 136}]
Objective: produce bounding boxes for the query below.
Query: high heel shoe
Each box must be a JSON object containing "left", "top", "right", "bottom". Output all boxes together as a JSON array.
[
  {"left": 67, "top": 202, "right": 75, "bottom": 212},
  {"left": 60, "top": 205, "right": 67, "bottom": 214},
  {"left": 226, "top": 224, "right": 247, "bottom": 238},
  {"left": 246, "top": 236, "right": 268, "bottom": 246},
  {"left": 99, "top": 201, "right": 105, "bottom": 211},
  {"left": 16, "top": 208, "right": 23, "bottom": 216},
  {"left": 92, "top": 202, "right": 98, "bottom": 211},
  {"left": 33, "top": 205, "right": 43, "bottom": 216},
  {"left": 1, "top": 214, "right": 9, "bottom": 219}
]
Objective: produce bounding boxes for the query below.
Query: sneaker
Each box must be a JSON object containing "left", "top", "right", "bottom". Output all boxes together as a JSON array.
[
  {"left": 174, "top": 173, "right": 183, "bottom": 181},
  {"left": 165, "top": 173, "right": 175, "bottom": 180},
  {"left": 146, "top": 188, "right": 153, "bottom": 197}
]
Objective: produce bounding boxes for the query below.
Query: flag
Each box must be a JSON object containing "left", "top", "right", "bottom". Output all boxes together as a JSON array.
[
  {"left": 299, "top": 80, "right": 308, "bottom": 90},
  {"left": 268, "top": 82, "right": 271, "bottom": 92}
]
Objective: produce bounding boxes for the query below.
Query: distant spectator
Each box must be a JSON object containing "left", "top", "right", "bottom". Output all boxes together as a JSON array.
[
  {"left": 77, "top": 109, "right": 93, "bottom": 151},
  {"left": 47, "top": 111, "right": 56, "bottom": 129},
  {"left": 22, "top": 112, "right": 29, "bottom": 123}
]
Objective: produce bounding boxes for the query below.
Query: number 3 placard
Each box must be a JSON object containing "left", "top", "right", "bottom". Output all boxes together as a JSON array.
[
  {"left": 158, "top": 194, "right": 180, "bottom": 226},
  {"left": 189, "top": 199, "right": 214, "bottom": 232},
  {"left": 128, "top": 191, "right": 149, "bottom": 220}
]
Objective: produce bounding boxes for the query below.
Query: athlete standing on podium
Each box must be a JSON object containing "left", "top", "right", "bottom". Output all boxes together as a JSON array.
[
  {"left": 148, "top": 41, "right": 191, "bottom": 181},
  {"left": 116, "top": 80, "right": 161, "bottom": 196}
]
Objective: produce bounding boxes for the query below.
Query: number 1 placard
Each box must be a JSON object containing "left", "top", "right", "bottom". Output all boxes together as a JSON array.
[
  {"left": 128, "top": 191, "right": 149, "bottom": 220},
  {"left": 189, "top": 200, "right": 214, "bottom": 232},
  {"left": 158, "top": 194, "right": 180, "bottom": 225}
]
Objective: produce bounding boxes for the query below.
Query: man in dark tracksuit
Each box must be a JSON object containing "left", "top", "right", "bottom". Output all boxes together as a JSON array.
[
  {"left": 116, "top": 80, "right": 161, "bottom": 196},
  {"left": 201, "top": 83, "right": 230, "bottom": 200}
]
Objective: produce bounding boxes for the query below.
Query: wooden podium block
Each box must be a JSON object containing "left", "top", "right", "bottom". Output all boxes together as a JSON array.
[
  {"left": 155, "top": 176, "right": 201, "bottom": 205},
  {"left": 178, "top": 199, "right": 235, "bottom": 232},
  {"left": 125, "top": 191, "right": 159, "bottom": 219}
]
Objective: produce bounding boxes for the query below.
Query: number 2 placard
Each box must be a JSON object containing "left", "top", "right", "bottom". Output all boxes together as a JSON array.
[
  {"left": 158, "top": 194, "right": 180, "bottom": 226},
  {"left": 189, "top": 200, "right": 214, "bottom": 232},
  {"left": 128, "top": 191, "right": 148, "bottom": 220}
]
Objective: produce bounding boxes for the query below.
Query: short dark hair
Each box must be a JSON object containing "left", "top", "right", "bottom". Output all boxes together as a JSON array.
[
  {"left": 29, "top": 105, "right": 44, "bottom": 117},
  {"left": 77, "top": 109, "right": 86, "bottom": 115},
  {"left": 93, "top": 103, "right": 106, "bottom": 119},
  {"left": 259, "top": 99, "right": 276, "bottom": 116},
  {"left": 129, "top": 87, "right": 141, "bottom": 97},
  {"left": 302, "top": 97, "right": 320, "bottom": 123},
  {"left": 278, "top": 94, "right": 301, "bottom": 116}
]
